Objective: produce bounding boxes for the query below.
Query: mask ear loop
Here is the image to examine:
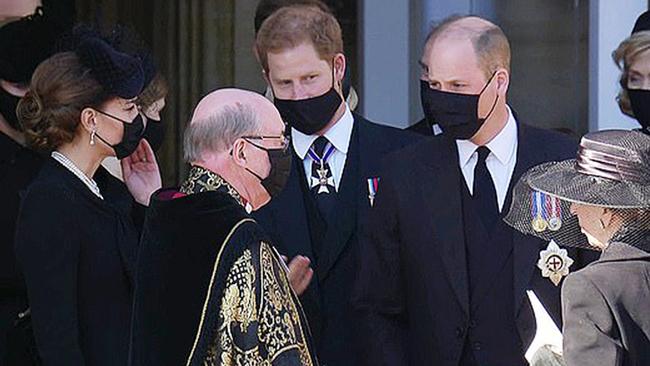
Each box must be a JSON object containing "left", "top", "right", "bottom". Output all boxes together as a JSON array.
[
  {"left": 331, "top": 60, "right": 337, "bottom": 91},
  {"left": 231, "top": 138, "right": 270, "bottom": 182},
  {"left": 478, "top": 71, "right": 499, "bottom": 122},
  {"left": 479, "top": 71, "right": 498, "bottom": 95},
  {"left": 331, "top": 58, "right": 346, "bottom": 108}
]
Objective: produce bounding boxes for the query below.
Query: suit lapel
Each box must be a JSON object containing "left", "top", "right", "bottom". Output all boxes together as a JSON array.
[
  {"left": 424, "top": 138, "right": 470, "bottom": 314},
  {"left": 277, "top": 152, "right": 324, "bottom": 324},
  {"left": 316, "top": 121, "right": 360, "bottom": 281},
  {"left": 510, "top": 123, "right": 545, "bottom": 316},
  {"left": 273, "top": 152, "right": 315, "bottom": 260}
]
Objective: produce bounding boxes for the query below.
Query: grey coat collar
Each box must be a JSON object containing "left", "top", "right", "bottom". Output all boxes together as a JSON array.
[{"left": 596, "top": 241, "right": 650, "bottom": 264}]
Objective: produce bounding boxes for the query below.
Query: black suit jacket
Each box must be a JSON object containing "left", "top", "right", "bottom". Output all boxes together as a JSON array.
[
  {"left": 407, "top": 118, "right": 433, "bottom": 136},
  {"left": 354, "top": 122, "right": 591, "bottom": 365},
  {"left": 254, "top": 114, "right": 418, "bottom": 366}
]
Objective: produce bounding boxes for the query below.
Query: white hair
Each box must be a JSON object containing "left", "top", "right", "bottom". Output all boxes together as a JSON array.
[{"left": 183, "top": 103, "right": 261, "bottom": 163}]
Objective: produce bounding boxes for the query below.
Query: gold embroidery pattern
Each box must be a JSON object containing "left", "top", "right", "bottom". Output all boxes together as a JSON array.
[
  {"left": 180, "top": 166, "right": 244, "bottom": 206},
  {"left": 204, "top": 249, "right": 263, "bottom": 366},
  {"left": 258, "top": 242, "right": 313, "bottom": 365},
  {"left": 185, "top": 219, "right": 255, "bottom": 366},
  {"left": 221, "top": 250, "right": 257, "bottom": 332},
  {"left": 204, "top": 243, "right": 314, "bottom": 366}
]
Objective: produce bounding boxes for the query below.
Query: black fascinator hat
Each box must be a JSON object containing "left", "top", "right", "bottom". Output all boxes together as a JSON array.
[
  {"left": 58, "top": 26, "right": 145, "bottom": 99},
  {"left": 76, "top": 36, "right": 144, "bottom": 99}
]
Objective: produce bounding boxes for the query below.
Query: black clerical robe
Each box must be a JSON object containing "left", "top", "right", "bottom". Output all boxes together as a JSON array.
[{"left": 129, "top": 166, "right": 318, "bottom": 366}]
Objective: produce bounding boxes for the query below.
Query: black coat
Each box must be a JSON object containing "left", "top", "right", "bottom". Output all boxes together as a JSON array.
[
  {"left": 0, "top": 133, "right": 42, "bottom": 362},
  {"left": 254, "top": 114, "right": 419, "bottom": 365},
  {"left": 407, "top": 118, "right": 434, "bottom": 136},
  {"left": 354, "top": 123, "right": 592, "bottom": 365},
  {"left": 14, "top": 158, "right": 141, "bottom": 366},
  {"left": 562, "top": 240, "right": 650, "bottom": 366}
]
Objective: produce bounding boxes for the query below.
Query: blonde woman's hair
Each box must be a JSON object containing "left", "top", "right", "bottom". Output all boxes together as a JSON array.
[{"left": 613, "top": 31, "right": 650, "bottom": 117}]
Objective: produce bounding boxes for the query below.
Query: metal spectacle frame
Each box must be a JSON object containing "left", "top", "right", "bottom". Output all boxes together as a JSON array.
[{"left": 241, "top": 135, "right": 291, "bottom": 152}]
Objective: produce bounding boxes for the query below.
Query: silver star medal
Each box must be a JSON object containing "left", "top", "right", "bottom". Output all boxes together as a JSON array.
[
  {"left": 537, "top": 240, "right": 573, "bottom": 286},
  {"left": 311, "top": 163, "right": 334, "bottom": 194}
]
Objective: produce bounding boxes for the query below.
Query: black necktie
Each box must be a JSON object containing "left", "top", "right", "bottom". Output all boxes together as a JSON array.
[
  {"left": 310, "top": 136, "right": 337, "bottom": 220},
  {"left": 472, "top": 146, "right": 499, "bottom": 228}
]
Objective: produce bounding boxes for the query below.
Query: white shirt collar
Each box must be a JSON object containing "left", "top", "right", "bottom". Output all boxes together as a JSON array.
[
  {"left": 291, "top": 103, "right": 353, "bottom": 159},
  {"left": 456, "top": 105, "right": 518, "bottom": 167}
]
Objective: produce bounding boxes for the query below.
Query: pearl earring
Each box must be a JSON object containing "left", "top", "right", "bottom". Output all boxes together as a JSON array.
[{"left": 90, "top": 128, "right": 96, "bottom": 145}]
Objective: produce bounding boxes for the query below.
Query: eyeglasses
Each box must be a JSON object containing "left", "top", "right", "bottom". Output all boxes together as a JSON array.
[{"left": 241, "top": 135, "right": 291, "bottom": 152}]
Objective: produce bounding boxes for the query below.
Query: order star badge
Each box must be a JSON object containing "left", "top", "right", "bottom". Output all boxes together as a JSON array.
[
  {"left": 310, "top": 165, "right": 334, "bottom": 194},
  {"left": 537, "top": 240, "right": 573, "bottom": 286}
]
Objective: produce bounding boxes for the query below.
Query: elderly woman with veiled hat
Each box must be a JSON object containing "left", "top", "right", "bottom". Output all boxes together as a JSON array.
[
  {"left": 505, "top": 130, "right": 650, "bottom": 366},
  {"left": 13, "top": 30, "right": 161, "bottom": 365}
]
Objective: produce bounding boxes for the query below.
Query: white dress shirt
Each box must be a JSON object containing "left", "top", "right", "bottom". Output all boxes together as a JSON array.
[
  {"left": 455, "top": 105, "right": 518, "bottom": 212},
  {"left": 291, "top": 104, "right": 354, "bottom": 192}
]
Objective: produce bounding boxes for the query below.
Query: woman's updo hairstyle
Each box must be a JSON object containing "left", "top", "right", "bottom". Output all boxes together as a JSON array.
[
  {"left": 17, "top": 26, "right": 145, "bottom": 152},
  {"left": 18, "top": 52, "right": 105, "bottom": 152}
]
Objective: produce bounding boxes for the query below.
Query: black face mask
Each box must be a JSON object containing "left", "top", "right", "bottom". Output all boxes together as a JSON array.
[
  {"left": 0, "top": 87, "right": 22, "bottom": 131},
  {"left": 94, "top": 110, "right": 145, "bottom": 159},
  {"left": 420, "top": 72, "right": 498, "bottom": 140},
  {"left": 240, "top": 140, "right": 292, "bottom": 198},
  {"left": 627, "top": 88, "right": 650, "bottom": 133},
  {"left": 272, "top": 67, "right": 343, "bottom": 135},
  {"left": 143, "top": 118, "right": 166, "bottom": 152}
]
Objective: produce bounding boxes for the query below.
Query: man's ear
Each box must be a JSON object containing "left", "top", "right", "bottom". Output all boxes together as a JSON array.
[
  {"left": 333, "top": 53, "right": 346, "bottom": 86},
  {"left": 262, "top": 69, "right": 271, "bottom": 86},
  {"left": 262, "top": 70, "right": 276, "bottom": 101},
  {"left": 231, "top": 138, "right": 248, "bottom": 167},
  {"left": 495, "top": 68, "right": 510, "bottom": 96}
]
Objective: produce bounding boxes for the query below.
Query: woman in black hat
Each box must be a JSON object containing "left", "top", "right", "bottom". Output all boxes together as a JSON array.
[
  {"left": 13, "top": 33, "right": 161, "bottom": 365},
  {"left": 613, "top": 11, "right": 650, "bottom": 135},
  {"left": 505, "top": 130, "right": 650, "bottom": 366}
]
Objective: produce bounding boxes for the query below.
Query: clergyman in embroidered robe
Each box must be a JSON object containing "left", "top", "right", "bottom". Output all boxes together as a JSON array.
[{"left": 128, "top": 89, "right": 318, "bottom": 366}]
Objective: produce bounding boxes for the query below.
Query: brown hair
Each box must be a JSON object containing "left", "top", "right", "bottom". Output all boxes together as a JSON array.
[
  {"left": 255, "top": 5, "right": 343, "bottom": 73},
  {"left": 254, "top": 0, "right": 331, "bottom": 35},
  {"left": 137, "top": 73, "right": 168, "bottom": 111},
  {"left": 17, "top": 52, "right": 106, "bottom": 152},
  {"left": 426, "top": 15, "right": 511, "bottom": 79},
  {"left": 613, "top": 31, "right": 650, "bottom": 117}
]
